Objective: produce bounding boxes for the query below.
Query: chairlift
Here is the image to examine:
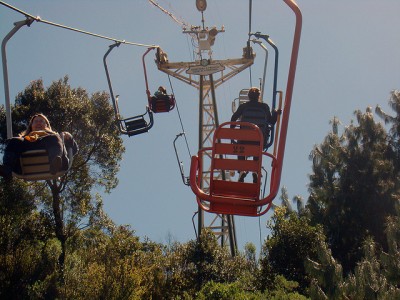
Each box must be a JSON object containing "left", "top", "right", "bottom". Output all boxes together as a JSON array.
[
  {"left": 103, "top": 43, "right": 154, "bottom": 137},
  {"left": 2, "top": 19, "right": 74, "bottom": 181},
  {"left": 12, "top": 133, "right": 74, "bottom": 181},
  {"left": 143, "top": 47, "right": 176, "bottom": 113},
  {"left": 189, "top": 122, "right": 278, "bottom": 217},
  {"left": 118, "top": 106, "right": 154, "bottom": 137}
]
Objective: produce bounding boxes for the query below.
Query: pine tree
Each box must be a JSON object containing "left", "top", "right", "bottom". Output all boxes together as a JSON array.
[{"left": 308, "top": 109, "right": 397, "bottom": 273}]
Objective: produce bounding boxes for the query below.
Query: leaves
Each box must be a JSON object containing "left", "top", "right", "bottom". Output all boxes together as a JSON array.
[{"left": 308, "top": 108, "right": 397, "bottom": 273}]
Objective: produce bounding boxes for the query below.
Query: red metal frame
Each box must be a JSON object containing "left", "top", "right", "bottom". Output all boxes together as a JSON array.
[{"left": 271, "top": 0, "right": 302, "bottom": 194}]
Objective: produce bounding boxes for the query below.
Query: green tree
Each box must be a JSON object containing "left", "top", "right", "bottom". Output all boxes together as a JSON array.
[
  {"left": 162, "top": 230, "right": 256, "bottom": 299},
  {"left": 376, "top": 90, "right": 400, "bottom": 166},
  {"left": 380, "top": 212, "right": 400, "bottom": 286},
  {"left": 0, "top": 77, "right": 124, "bottom": 283},
  {"left": 275, "top": 186, "right": 307, "bottom": 217},
  {"left": 306, "top": 228, "right": 400, "bottom": 299},
  {"left": 61, "top": 224, "right": 167, "bottom": 299},
  {"left": 305, "top": 230, "right": 344, "bottom": 300},
  {"left": 0, "top": 180, "right": 60, "bottom": 299},
  {"left": 259, "top": 206, "right": 322, "bottom": 295},
  {"left": 308, "top": 109, "right": 397, "bottom": 273},
  {"left": 343, "top": 237, "right": 400, "bottom": 300}
]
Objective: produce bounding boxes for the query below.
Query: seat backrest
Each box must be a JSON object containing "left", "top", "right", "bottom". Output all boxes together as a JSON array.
[
  {"left": 232, "top": 89, "right": 250, "bottom": 113},
  {"left": 13, "top": 149, "right": 66, "bottom": 181},
  {"left": 20, "top": 149, "right": 50, "bottom": 174},
  {"left": 121, "top": 108, "right": 154, "bottom": 137},
  {"left": 125, "top": 118, "right": 148, "bottom": 131},
  {"left": 209, "top": 122, "right": 263, "bottom": 200},
  {"left": 152, "top": 97, "right": 171, "bottom": 112},
  {"left": 13, "top": 132, "right": 74, "bottom": 181},
  {"left": 124, "top": 117, "right": 149, "bottom": 136},
  {"left": 150, "top": 95, "right": 175, "bottom": 113},
  {"left": 238, "top": 88, "right": 250, "bottom": 105}
]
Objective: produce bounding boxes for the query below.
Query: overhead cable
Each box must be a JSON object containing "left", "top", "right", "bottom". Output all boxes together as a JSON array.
[
  {"left": 147, "top": 0, "right": 190, "bottom": 29},
  {"left": 0, "top": 1, "right": 158, "bottom": 48},
  {"left": 248, "top": 0, "right": 253, "bottom": 86}
]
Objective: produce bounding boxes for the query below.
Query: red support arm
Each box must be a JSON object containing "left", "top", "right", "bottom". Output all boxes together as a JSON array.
[{"left": 269, "top": 0, "right": 302, "bottom": 200}]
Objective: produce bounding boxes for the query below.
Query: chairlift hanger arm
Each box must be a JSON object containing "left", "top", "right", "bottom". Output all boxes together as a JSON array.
[
  {"left": 249, "top": 31, "right": 280, "bottom": 149},
  {"left": 142, "top": 47, "right": 157, "bottom": 98},
  {"left": 103, "top": 43, "right": 123, "bottom": 127},
  {"left": 250, "top": 32, "right": 279, "bottom": 109},
  {"left": 173, "top": 133, "right": 190, "bottom": 186},
  {"left": 2, "top": 18, "right": 34, "bottom": 139},
  {"left": 271, "top": 0, "right": 302, "bottom": 198}
]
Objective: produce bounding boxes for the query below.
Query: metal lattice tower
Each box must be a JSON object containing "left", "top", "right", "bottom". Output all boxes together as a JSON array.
[{"left": 156, "top": 24, "right": 255, "bottom": 255}]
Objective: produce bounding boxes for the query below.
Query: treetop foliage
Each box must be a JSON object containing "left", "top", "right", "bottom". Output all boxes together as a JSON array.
[{"left": 1, "top": 79, "right": 400, "bottom": 298}]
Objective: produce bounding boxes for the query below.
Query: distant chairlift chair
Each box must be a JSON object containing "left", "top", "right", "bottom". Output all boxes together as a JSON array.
[{"left": 103, "top": 42, "right": 154, "bottom": 137}]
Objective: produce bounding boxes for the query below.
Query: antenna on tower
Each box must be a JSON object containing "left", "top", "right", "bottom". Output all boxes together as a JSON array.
[{"left": 196, "top": 0, "right": 207, "bottom": 29}]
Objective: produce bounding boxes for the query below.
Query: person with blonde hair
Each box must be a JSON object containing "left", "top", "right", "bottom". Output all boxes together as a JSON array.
[{"left": 0, "top": 113, "right": 78, "bottom": 179}]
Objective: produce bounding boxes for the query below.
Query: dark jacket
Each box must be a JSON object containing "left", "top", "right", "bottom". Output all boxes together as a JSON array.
[{"left": 231, "top": 100, "right": 277, "bottom": 130}]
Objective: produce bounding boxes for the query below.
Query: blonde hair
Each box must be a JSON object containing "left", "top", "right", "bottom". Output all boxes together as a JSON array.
[{"left": 20, "top": 113, "right": 55, "bottom": 136}]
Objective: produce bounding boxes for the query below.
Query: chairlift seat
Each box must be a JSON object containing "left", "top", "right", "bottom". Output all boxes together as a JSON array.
[
  {"left": 238, "top": 88, "right": 250, "bottom": 104},
  {"left": 122, "top": 108, "right": 154, "bottom": 137},
  {"left": 125, "top": 118, "right": 147, "bottom": 131},
  {"left": 189, "top": 122, "right": 276, "bottom": 216},
  {"left": 232, "top": 88, "right": 250, "bottom": 113},
  {"left": 13, "top": 149, "right": 70, "bottom": 181},
  {"left": 125, "top": 118, "right": 149, "bottom": 136},
  {"left": 150, "top": 94, "right": 175, "bottom": 113}
]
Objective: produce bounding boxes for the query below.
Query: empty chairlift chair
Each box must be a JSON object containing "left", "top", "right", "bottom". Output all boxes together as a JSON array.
[{"left": 103, "top": 43, "right": 154, "bottom": 137}]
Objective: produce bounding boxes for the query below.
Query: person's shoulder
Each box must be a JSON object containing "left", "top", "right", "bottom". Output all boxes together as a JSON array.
[
  {"left": 236, "top": 101, "right": 248, "bottom": 110},
  {"left": 241, "top": 101, "right": 254, "bottom": 107},
  {"left": 248, "top": 101, "right": 267, "bottom": 108},
  {"left": 260, "top": 102, "right": 270, "bottom": 109}
]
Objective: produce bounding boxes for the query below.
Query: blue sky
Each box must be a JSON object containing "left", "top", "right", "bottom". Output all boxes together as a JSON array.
[{"left": 1, "top": 0, "right": 399, "bottom": 252}]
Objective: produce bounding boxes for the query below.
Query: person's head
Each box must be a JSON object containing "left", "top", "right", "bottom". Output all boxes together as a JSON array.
[
  {"left": 248, "top": 87, "right": 260, "bottom": 101},
  {"left": 158, "top": 86, "right": 167, "bottom": 94},
  {"left": 21, "top": 113, "right": 52, "bottom": 136}
]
